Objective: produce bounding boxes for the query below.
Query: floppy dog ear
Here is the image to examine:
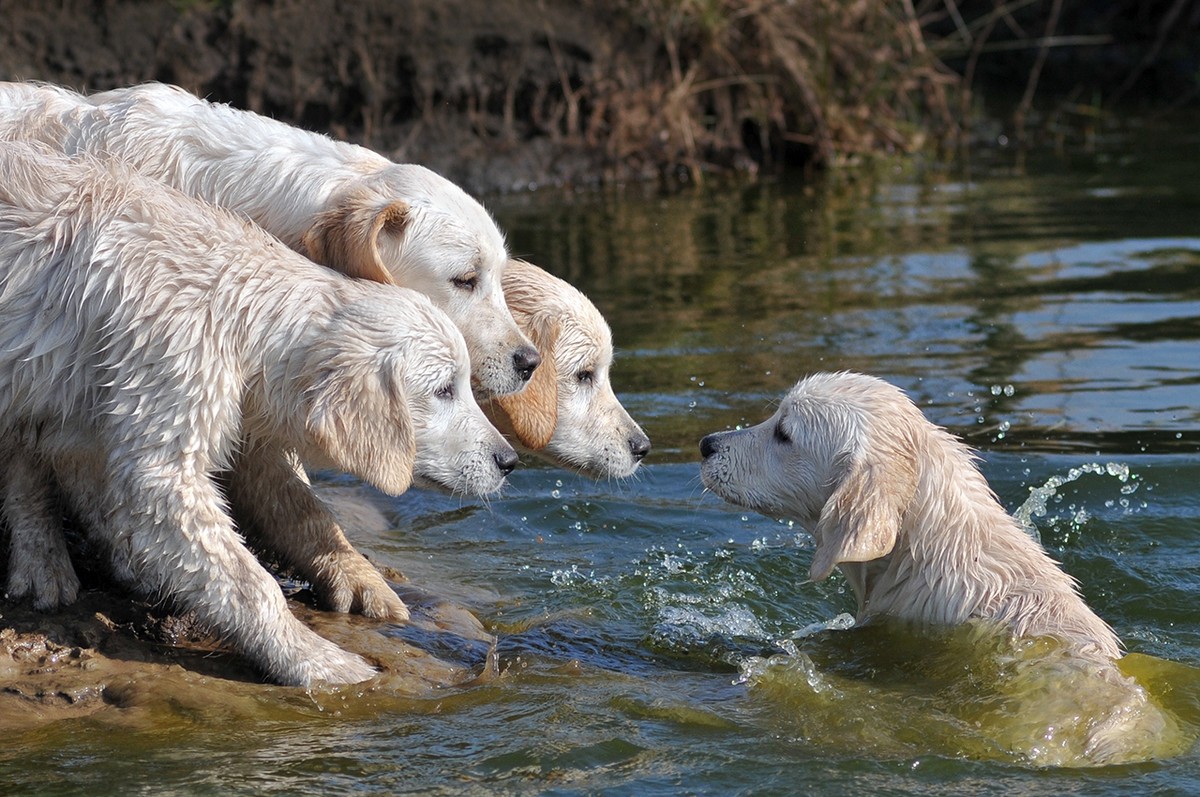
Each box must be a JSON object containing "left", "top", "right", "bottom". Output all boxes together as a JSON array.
[
  {"left": 302, "top": 191, "right": 407, "bottom": 285},
  {"left": 496, "top": 318, "right": 559, "bottom": 450},
  {"left": 809, "top": 446, "right": 917, "bottom": 582},
  {"left": 307, "top": 366, "right": 416, "bottom": 496}
]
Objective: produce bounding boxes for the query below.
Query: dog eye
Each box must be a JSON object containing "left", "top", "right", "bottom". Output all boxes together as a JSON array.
[
  {"left": 451, "top": 273, "right": 479, "bottom": 291},
  {"left": 773, "top": 422, "right": 791, "bottom": 444},
  {"left": 575, "top": 369, "right": 595, "bottom": 385},
  {"left": 435, "top": 383, "right": 456, "bottom": 401}
]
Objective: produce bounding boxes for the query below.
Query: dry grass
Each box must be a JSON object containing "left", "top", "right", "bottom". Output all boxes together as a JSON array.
[
  {"left": 581, "top": 0, "right": 962, "bottom": 178},
  {"left": 2, "top": 0, "right": 1194, "bottom": 187}
]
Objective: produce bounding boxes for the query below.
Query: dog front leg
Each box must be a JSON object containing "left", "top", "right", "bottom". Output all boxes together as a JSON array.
[
  {"left": 111, "top": 463, "right": 376, "bottom": 686},
  {"left": 226, "top": 436, "right": 410, "bottom": 621},
  {"left": 3, "top": 453, "right": 81, "bottom": 609}
]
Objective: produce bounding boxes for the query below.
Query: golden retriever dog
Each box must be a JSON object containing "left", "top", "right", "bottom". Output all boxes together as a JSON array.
[
  {"left": 0, "top": 143, "right": 516, "bottom": 685},
  {"left": 0, "top": 81, "right": 540, "bottom": 621},
  {"left": 0, "top": 80, "right": 540, "bottom": 398},
  {"left": 487, "top": 259, "right": 651, "bottom": 479},
  {"left": 699, "top": 371, "right": 1120, "bottom": 658},
  {"left": 698, "top": 372, "right": 1184, "bottom": 764}
]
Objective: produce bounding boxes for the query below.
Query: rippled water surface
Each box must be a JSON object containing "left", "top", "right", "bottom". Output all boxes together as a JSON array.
[{"left": 6, "top": 121, "right": 1200, "bottom": 794}]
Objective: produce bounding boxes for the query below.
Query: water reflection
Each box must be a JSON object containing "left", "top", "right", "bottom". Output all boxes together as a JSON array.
[{"left": 494, "top": 135, "right": 1200, "bottom": 458}]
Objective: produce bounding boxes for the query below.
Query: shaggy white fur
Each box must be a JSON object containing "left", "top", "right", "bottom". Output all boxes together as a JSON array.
[
  {"left": 486, "top": 259, "right": 650, "bottom": 479},
  {"left": 699, "top": 371, "right": 1121, "bottom": 659},
  {"left": 0, "top": 80, "right": 540, "bottom": 398},
  {"left": 0, "top": 80, "right": 538, "bottom": 622},
  {"left": 698, "top": 372, "right": 1181, "bottom": 764},
  {"left": 0, "top": 143, "right": 516, "bottom": 685}
]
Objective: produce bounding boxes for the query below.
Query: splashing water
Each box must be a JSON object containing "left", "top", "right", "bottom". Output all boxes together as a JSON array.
[
  {"left": 1013, "top": 462, "right": 1144, "bottom": 543},
  {"left": 775, "top": 614, "right": 857, "bottom": 657}
]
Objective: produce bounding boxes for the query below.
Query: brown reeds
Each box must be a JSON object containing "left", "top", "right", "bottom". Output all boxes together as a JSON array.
[
  {"left": 579, "top": 0, "right": 963, "bottom": 178},
  {"left": 1, "top": 0, "right": 1196, "bottom": 188}
]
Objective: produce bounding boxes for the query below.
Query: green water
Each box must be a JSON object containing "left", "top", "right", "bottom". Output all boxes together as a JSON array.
[{"left": 5, "top": 119, "right": 1200, "bottom": 793}]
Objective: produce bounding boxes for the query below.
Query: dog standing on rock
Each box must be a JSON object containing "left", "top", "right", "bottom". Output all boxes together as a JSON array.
[
  {"left": 0, "top": 80, "right": 540, "bottom": 621},
  {"left": 0, "top": 143, "right": 516, "bottom": 685}
]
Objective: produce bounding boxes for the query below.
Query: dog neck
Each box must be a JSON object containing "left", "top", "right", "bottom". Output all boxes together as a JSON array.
[{"left": 847, "top": 426, "right": 1121, "bottom": 659}]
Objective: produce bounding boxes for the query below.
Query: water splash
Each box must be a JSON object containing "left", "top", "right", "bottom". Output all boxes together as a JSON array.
[
  {"left": 1013, "top": 462, "right": 1144, "bottom": 543},
  {"left": 775, "top": 614, "right": 857, "bottom": 657}
]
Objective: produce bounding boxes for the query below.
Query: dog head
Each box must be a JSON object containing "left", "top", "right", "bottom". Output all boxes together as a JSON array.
[
  {"left": 487, "top": 260, "right": 650, "bottom": 479},
  {"left": 301, "top": 166, "right": 540, "bottom": 399},
  {"left": 699, "top": 372, "right": 919, "bottom": 582},
  {"left": 304, "top": 286, "right": 517, "bottom": 497}
]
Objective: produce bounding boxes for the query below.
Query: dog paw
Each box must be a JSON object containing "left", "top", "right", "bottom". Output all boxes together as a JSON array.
[
  {"left": 7, "top": 557, "right": 80, "bottom": 611},
  {"left": 290, "top": 641, "right": 378, "bottom": 687},
  {"left": 314, "top": 551, "right": 410, "bottom": 622}
]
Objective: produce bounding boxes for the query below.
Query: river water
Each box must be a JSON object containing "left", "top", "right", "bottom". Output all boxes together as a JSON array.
[{"left": 5, "top": 120, "right": 1200, "bottom": 793}]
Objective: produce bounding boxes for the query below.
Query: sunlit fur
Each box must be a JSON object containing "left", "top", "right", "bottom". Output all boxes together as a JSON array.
[
  {"left": 0, "top": 80, "right": 540, "bottom": 397},
  {"left": 487, "top": 259, "right": 651, "bottom": 479},
  {"left": 0, "top": 144, "right": 515, "bottom": 686},
  {"left": 700, "top": 372, "right": 1121, "bottom": 657},
  {"left": 699, "top": 372, "right": 1176, "bottom": 763},
  {"left": 0, "top": 80, "right": 527, "bottom": 624}
]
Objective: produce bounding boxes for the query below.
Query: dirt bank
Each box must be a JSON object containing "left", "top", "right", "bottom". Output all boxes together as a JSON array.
[
  {"left": 4, "top": 1, "right": 1198, "bottom": 194},
  {"left": 4, "top": 1, "right": 1195, "bottom": 193},
  {"left": 0, "top": 0, "right": 956, "bottom": 192}
]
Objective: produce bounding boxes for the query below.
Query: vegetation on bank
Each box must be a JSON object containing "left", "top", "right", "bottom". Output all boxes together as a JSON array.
[{"left": 1, "top": 0, "right": 1196, "bottom": 190}]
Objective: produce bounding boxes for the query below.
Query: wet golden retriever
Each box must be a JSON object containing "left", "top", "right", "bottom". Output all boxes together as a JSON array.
[
  {"left": 698, "top": 372, "right": 1185, "bottom": 764},
  {"left": 0, "top": 80, "right": 542, "bottom": 621},
  {"left": 488, "top": 259, "right": 650, "bottom": 479},
  {"left": 0, "top": 80, "right": 540, "bottom": 398},
  {"left": 699, "top": 371, "right": 1120, "bottom": 658},
  {"left": 0, "top": 143, "right": 515, "bottom": 685}
]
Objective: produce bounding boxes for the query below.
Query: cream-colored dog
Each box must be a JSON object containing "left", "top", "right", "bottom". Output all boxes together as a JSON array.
[
  {"left": 0, "top": 81, "right": 539, "bottom": 621},
  {"left": 699, "top": 371, "right": 1121, "bottom": 658},
  {"left": 0, "top": 80, "right": 540, "bottom": 397},
  {"left": 0, "top": 143, "right": 516, "bottom": 685},
  {"left": 487, "top": 259, "right": 650, "bottom": 479}
]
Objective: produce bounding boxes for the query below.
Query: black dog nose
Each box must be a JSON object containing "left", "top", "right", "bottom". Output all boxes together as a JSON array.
[
  {"left": 699, "top": 433, "right": 721, "bottom": 459},
  {"left": 512, "top": 346, "right": 541, "bottom": 382},
  {"left": 494, "top": 447, "right": 519, "bottom": 476},
  {"left": 629, "top": 432, "right": 651, "bottom": 461}
]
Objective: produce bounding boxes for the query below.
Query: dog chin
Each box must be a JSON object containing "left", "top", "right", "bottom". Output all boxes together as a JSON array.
[
  {"left": 411, "top": 470, "right": 507, "bottom": 496},
  {"left": 470, "top": 371, "right": 527, "bottom": 402},
  {"left": 584, "top": 457, "right": 641, "bottom": 480},
  {"left": 412, "top": 472, "right": 461, "bottom": 494},
  {"left": 532, "top": 443, "right": 640, "bottom": 481},
  {"left": 702, "top": 472, "right": 781, "bottom": 518}
]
